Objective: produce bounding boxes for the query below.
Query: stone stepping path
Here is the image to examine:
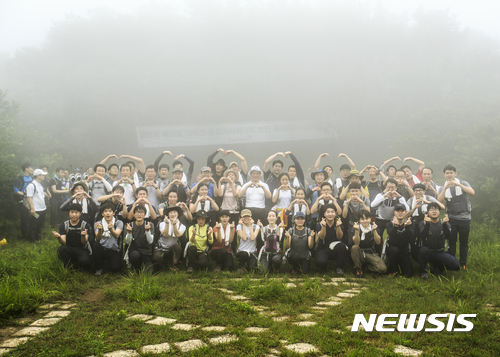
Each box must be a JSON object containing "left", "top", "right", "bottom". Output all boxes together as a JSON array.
[
  {"left": 394, "top": 345, "right": 423, "bottom": 356},
  {"left": 284, "top": 343, "right": 320, "bottom": 353},
  {"left": 0, "top": 302, "right": 77, "bottom": 355},
  {"left": 174, "top": 339, "right": 207, "bottom": 353},
  {"left": 146, "top": 317, "right": 176, "bottom": 325},
  {"left": 294, "top": 321, "right": 317, "bottom": 327},
  {"left": 171, "top": 323, "right": 199, "bottom": 331}
]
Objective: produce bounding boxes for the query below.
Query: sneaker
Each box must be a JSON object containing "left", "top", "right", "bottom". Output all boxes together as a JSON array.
[
  {"left": 336, "top": 268, "right": 344, "bottom": 275},
  {"left": 460, "top": 263, "right": 466, "bottom": 270},
  {"left": 172, "top": 265, "right": 179, "bottom": 272},
  {"left": 238, "top": 268, "right": 245, "bottom": 272},
  {"left": 94, "top": 269, "right": 103, "bottom": 277},
  {"left": 421, "top": 272, "right": 429, "bottom": 279},
  {"left": 291, "top": 269, "right": 297, "bottom": 274},
  {"left": 214, "top": 265, "right": 221, "bottom": 272},
  {"left": 355, "top": 267, "right": 363, "bottom": 278},
  {"left": 273, "top": 267, "right": 280, "bottom": 273},
  {"left": 187, "top": 266, "right": 194, "bottom": 273},
  {"left": 388, "top": 272, "right": 397, "bottom": 277}
]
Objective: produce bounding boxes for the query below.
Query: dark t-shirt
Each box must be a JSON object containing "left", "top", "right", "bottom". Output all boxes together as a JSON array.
[
  {"left": 49, "top": 177, "right": 64, "bottom": 200},
  {"left": 59, "top": 220, "right": 92, "bottom": 248},
  {"left": 316, "top": 222, "right": 343, "bottom": 249}
]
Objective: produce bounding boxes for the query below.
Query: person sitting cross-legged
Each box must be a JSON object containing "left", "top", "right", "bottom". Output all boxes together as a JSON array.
[
  {"left": 52, "top": 203, "right": 92, "bottom": 271},
  {"left": 418, "top": 203, "right": 460, "bottom": 279},
  {"left": 187, "top": 210, "right": 214, "bottom": 272}
]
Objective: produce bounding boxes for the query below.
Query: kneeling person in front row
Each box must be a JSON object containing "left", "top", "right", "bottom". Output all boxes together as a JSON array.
[
  {"left": 211, "top": 210, "right": 236, "bottom": 272},
  {"left": 153, "top": 204, "right": 186, "bottom": 272},
  {"left": 93, "top": 203, "right": 124, "bottom": 276},
  {"left": 125, "top": 205, "right": 154, "bottom": 272},
  {"left": 418, "top": 203, "right": 460, "bottom": 279},
  {"left": 316, "top": 204, "right": 346, "bottom": 275},
  {"left": 285, "top": 212, "right": 315, "bottom": 274},
  {"left": 385, "top": 204, "right": 414, "bottom": 277},
  {"left": 351, "top": 210, "right": 387, "bottom": 278},
  {"left": 52, "top": 203, "right": 92, "bottom": 271}
]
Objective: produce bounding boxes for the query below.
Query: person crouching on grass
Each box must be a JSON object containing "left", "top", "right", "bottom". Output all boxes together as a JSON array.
[
  {"left": 52, "top": 203, "right": 92, "bottom": 272},
  {"left": 187, "top": 210, "right": 214, "bottom": 272},
  {"left": 316, "top": 204, "right": 346, "bottom": 275},
  {"left": 211, "top": 210, "right": 236, "bottom": 272},
  {"left": 153, "top": 204, "right": 186, "bottom": 272},
  {"left": 384, "top": 204, "right": 414, "bottom": 278},
  {"left": 351, "top": 210, "right": 387, "bottom": 278},
  {"left": 92, "top": 203, "right": 124, "bottom": 276},
  {"left": 418, "top": 203, "right": 460, "bottom": 279},
  {"left": 257, "top": 210, "right": 284, "bottom": 273},
  {"left": 284, "top": 212, "right": 315, "bottom": 274},
  {"left": 236, "top": 209, "right": 260, "bottom": 272},
  {"left": 124, "top": 205, "right": 154, "bottom": 273}
]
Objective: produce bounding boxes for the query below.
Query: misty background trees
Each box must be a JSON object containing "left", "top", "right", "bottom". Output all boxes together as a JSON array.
[{"left": 1, "top": 0, "right": 500, "bottom": 234}]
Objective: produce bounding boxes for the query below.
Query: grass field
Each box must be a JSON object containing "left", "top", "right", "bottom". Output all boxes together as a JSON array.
[{"left": 0, "top": 222, "right": 499, "bottom": 356}]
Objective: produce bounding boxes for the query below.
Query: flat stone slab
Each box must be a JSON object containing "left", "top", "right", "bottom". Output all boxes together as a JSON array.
[
  {"left": 59, "top": 303, "right": 77, "bottom": 309},
  {"left": 312, "top": 307, "right": 327, "bottom": 311},
  {"left": 272, "top": 316, "right": 289, "bottom": 322},
  {"left": 269, "top": 348, "right": 281, "bottom": 354},
  {"left": 244, "top": 327, "right": 269, "bottom": 333},
  {"left": 13, "top": 327, "right": 49, "bottom": 336},
  {"left": 44, "top": 310, "right": 71, "bottom": 318},
  {"left": 15, "top": 318, "right": 33, "bottom": 325},
  {"left": 394, "top": 345, "right": 423, "bottom": 356},
  {"left": 38, "top": 303, "right": 59, "bottom": 310},
  {"left": 140, "top": 343, "right": 171, "bottom": 354},
  {"left": 317, "top": 301, "right": 341, "bottom": 306},
  {"left": 284, "top": 343, "right": 319, "bottom": 353},
  {"left": 0, "top": 349, "right": 11, "bottom": 356},
  {"left": 285, "top": 283, "right": 297, "bottom": 288},
  {"left": 172, "top": 324, "right": 199, "bottom": 331},
  {"left": 218, "top": 288, "right": 234, "bottom": 294},
  {"left": 327, "top": 296, "right": 343, "bottom": 301},
  {"left": 298, "top": 313, "right": 313, "bottom": 319},
  {"left": 330, "top": 278, "right": 346, "bottom": 282},
  {"left": 209, "top": 334, "right": 239, "bottom": 345},
  {"left": 343, "top": 289, "right": 361, "bottom": 293},
  {"left": 322, "top": 282, "right": 339, "bottom": 286},
  {"left": 202, "top": 326, "right": 226, "bottom": 332},
  {"left": 174, "top": 339, "right": 207, "bottom": 353},
  {"left": 0, "top": 337, "right": 31, "bottom": 348},
  {"left": 104, "top": 351, "right": 139, "bottom": 357},
  {"left": 294, "top": 321, "right": 317, "bottom": 327},
  {"left": 31, "top": 318, "right": 62, "bottom": 327},
  {"left": 340, "top": 282, "right": 360, "bottom": 286},
  {"left": 337, "top": 292, "right": 357, "bottom": 298},
  {"left": 145, "top": 317, "right": 176, "bottom": 325},
  {"left": 259, "top": 311, "right": 276, "bottom": 316},
  {"left": 228, "top": 295, "right": 248, "bottom": 300},
  {"left": 126, "top": 314, "right": 153, "bottom": 321}
]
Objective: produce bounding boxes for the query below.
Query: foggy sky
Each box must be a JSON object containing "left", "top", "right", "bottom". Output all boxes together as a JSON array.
[{"left": 2, "top": 0, "right": 500, "bottom": 55}]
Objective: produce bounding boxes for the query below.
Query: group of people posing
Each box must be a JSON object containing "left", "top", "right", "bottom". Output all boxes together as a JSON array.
[{"left": 14, "top": 149, "right": 474, "bottom": 279}]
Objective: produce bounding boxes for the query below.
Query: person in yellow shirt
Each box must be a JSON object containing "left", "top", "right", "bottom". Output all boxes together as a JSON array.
[{"left": 187, "top": 210, "right": 214, "bottom": 272}]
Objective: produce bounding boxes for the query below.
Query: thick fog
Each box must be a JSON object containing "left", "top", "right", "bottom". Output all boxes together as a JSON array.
[{"left": 1, "top": 0, "right": 500, "bottom": 174}]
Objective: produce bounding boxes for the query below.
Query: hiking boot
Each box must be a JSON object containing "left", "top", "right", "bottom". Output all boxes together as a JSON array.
[
  {"left": 273, "top": 267, "right": 280, "bottom": 273},
  {"left": 214, "top": 265, "right": 221, "bottom": 272},
  {"left": 460, "top": 263, "right": 466, "bottom": 271},
  {"left": 187, "top": 266, "right": 194, "bottom": 273},
  {"left": 388, "top": 272, "right": 397, "bottom": 277},
  {"left": 421, "top": 272, "right": 429, "bottom": 279},
  {"left": 291, "top": 269, "right": 298, "bottom": 274},
  {"left": 355, "top": 267, "right": 363, "bottom": 278},
  {"left": 336, "top": 268, "right": 344, "bottom": 276},
  {"left": 94, "top": 269, "right": 103, "bottom": 277},
  {"left": 172, "top": 265, "right": 179, "bottom": 272}
]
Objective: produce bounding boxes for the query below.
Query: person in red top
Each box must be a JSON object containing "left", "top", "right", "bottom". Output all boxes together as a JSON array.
[
  {"left": 401, "top": 157, "right": 425, "bottom": 187},
  {"left": 210, "top": 210, "right": 235, "bottom": 271}
]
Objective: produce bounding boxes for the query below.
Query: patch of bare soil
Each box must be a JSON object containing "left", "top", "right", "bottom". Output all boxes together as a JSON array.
[{"left": 80, "top": 289, "right": 104, "bottom": 304}]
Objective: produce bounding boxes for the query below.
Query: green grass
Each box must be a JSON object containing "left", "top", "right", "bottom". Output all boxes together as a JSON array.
[{"left": 0, "top": 222, "right": 499, "bottom": 356}]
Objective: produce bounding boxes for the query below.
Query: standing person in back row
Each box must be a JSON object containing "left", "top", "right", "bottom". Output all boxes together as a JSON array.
[
  {"left": 437, "top": 165, "right": 475, "bottom": 270},
  {"left": 13, "top": 163, "right": 34, "bottom": 240},
  {"left": 26, "top": 169, "right": 48, "bottom": 243}
]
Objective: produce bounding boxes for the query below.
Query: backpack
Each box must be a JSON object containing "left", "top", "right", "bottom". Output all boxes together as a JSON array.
[{"left": 63, "top": 220, "right": 92, "bottom": 255}]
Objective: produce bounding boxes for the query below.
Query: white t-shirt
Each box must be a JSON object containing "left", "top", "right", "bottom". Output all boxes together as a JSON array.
[
  {"left": 237, "top": 223, "right": 260, "bottom": 253},
  {"left": 26, "top": 181, "right": 46, "bottom": 212},
  {"left": 113, "top": 180, "right": 135, "bottom": 206},
  {"left": 157, "top": 221, "right": 186, "bottom": 251},
  {"left": 272, "top": 188, "right": 293, "bottom": 209},
  {"left": 242, "top": 181, "right": 269, "bottom": 209}
]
